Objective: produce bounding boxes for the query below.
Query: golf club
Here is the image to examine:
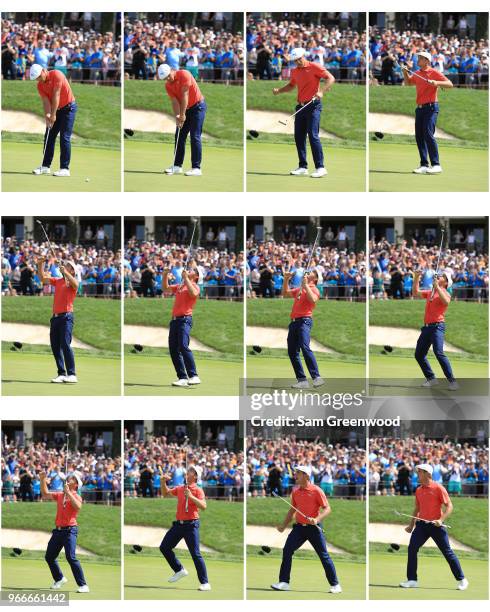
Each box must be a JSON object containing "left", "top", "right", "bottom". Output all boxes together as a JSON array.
[
  {"left": 394, "top": 510, "right": 451, "bottom": 529},
  {"left": 168, "top": 125, "right": 181, "bottom": 174},
  {"left": 180, "top": 219, "right": 198, "bottom": 288},
  {"left": 36, "top": 219, "right": 66, "bottom": 280},
  {"left": 430, "top": 228, "right": 446, "bottom": 301},
  {"left": 271, "top": 491, "right": 317, "bottom": 524},
  {"left": 278, "top": 97, "right": 317, "bottom": 126},
  {"left": 297, "top": 226, "right": 322, "bottom": 300},
  {"left": 184, "top": 437, "right": 189, "bottom": 513},
  {"left": 41, "top": 126, "right": 50, "bottom": 166},
  {"left": 395, "top": 61, "right": 432, "bottom": 84},
  {"left": 63, "top": 433, "right": 70, "bottom": 507}
]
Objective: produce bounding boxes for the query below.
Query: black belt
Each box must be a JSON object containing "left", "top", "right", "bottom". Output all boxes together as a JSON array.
[
  {"left": 424, "top": 322, "right": 443, "bottom": 327},
  {"left": 59, "top": 102, "right": 75, "bottom": 111},
  {"left": 53, "top": 312, "right": 69, "bottom": 317},
  {"left": 172, "top": 315, "right": 192, "bottom": 321},
  {"left": 176, "top": 519, "right": 196, "bottom": 525},
  {"left": 188, "top": 99, "right": 205, "bottom": 111},
  {"left": 56, "top": 526, "right": 74, "bottom": 530},
  {"left": 291, "top": 317, "right": 312, "bottom": 322},
  {"left": 417, "top": 103, "right": 436, "bottom": 109}
]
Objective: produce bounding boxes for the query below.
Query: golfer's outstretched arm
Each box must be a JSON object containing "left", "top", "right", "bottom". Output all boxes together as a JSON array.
[
  {"left": 281, "top": 273, "right": 294, "bottom": 298},
  {"left": 401, "top": 66, "right": 412, "bottom": 86},
  {"left": 161, "top": 475, "right": 173, "bottom": 498},
  {"left": 315, "top": 504, "right": 331, "bottom": 523},
  {"left": 64, "top": 484, "right": 82, "bottom": 510},
  {"left": 434, "top": 282, "right": 450, "bottom": 305},
  {"left": 40, "top": 473, "right": 53, "bottom": 501},
  {"left": 412, "top": 271, "right": 424, "bottom": 298},
  {"left": 183, "top": 272, "right": 199, "bottom": 296},
  {"left": 37, "top": 257, "right": 49, "bottom": 284},
  {"left": 60, "top": 265, "right": 79, "bottom": 291},
  {"left": 319, "top": 70, "right": 335, "bottom": 94},
  {"left": 277, "top": 507, "right": 295, "bottom": 531},
  {"left": 273, "top": 82, "right": 295, "bottom": 95},
  {"left": 162, "top": 270, "right": 170, "bottom": 290},
  {"left": 304, "top": 280, "right": 319, "bottom": 304}
]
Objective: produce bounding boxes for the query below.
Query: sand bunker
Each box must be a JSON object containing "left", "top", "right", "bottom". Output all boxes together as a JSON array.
[
  {"left": 2, "top": 529, "right": 94, "bottom": 556},
  {"left": 369, "top": 113, "right": 456, "bottom": 139},
  {"left": 3, "top": 322, "right": 94, "bottom": 350},
  {"left": 247, "top": 525, "right": 346, "bottom": 554},
  {"left": 248, "top": 326, "right": 336, "bottom": 354},
  {"left": 2, "top": 110, "right": 46, "bottom": 134},
  {"left": 125, "top": 109, "right": 209, "bottom": 139},
  {"left": 370, "top": 523, "right": 474, "bottom": 551},
  {"left": 247, "top": 110, "right": 338, "bottom": 138},
  {"left": 124, "top": 525, "right": 214, "bottom": 552},
  {"left": 124, "top": 325, "right": 215, "bottom": 352},
  {"left": 370, "top": 326, "right": 463, "bottom": 353}
]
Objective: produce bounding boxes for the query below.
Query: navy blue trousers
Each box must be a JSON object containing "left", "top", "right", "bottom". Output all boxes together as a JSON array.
[
  {"left": 168, "top": 316, "right": 198, "bottom": 379},
  {"left": 415, "top": 322, "right": 455, "bottom": 381},
  {"left": 174, "top": 100, "right": 207, "bottom": 169},
  {"left": 287, "top": 317, "right": 320, "bottom": 381},
  {"left": 160, "top": 520, "right": 208, "bottom": 584},
  {"left": 50, "top": 313, "right": 76, "bottom": 376},
  {"left": 294, "top": 99, "right": 324, "bottom": 169},
  {"left": 407, "top": 522, "right": 464, "bottom": 581},
  {"left": 43, "top": 102, "right": 78, "bottom": 170},
  {"left": 279, "top": 524, "right": 338, "bottom": 585},
  {"left": 415, "top": 103, "right": 439, "bottom": 167},
  {"left": 45, "top": 527, "right": 87, "bottom": 586}
]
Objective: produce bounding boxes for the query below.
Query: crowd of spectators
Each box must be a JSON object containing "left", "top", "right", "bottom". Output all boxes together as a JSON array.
[
  {"left": 124, "top": 430, "right": 244, "bottom": 500},
  {"left": 124, "top": 17, "right": 243, "bottom": 82},
  {"left": 369, "top": 21, "right": 489, "bottom": 87},
  {"left": 247, "top": 434, "right": 366, "bottom": 499},
  {"left": 369, "top": 233, "right": 488, "bottom": 301},
  {"left": 1, "top": 17, "right": 121, "bottom": 82},
  {"left": 2, "top": 235, "right": 121, "bottom": 298},
  {"left": 247, "top": 231, "right": 366, "bottom": 301},
  {"left": 369, "top": 435, "right": 489, "bottom": 497},
  {"left": 1, "top": 433, "right": 121, "bottom": 504},
  {"left": 125, "top": 233, "right": 243, "bottom": 300},
  {"left": 247, "top": 16, "right": 365, "bottom": 82}
]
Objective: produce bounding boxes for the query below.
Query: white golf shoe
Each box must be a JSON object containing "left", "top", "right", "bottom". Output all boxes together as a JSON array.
[
  {"left": 292, "top": 380, "right": 310, "bottom": 389},
  {"left": 172, "top": 379, "right": 189, "bottom": 387},
  {"left": 63, "top": 375, "right": 78, "bottom": 384},
  {"left": 51, "top": 375, "right": 66, "bottom": 384},
  {"left": 77, "top": 585, "right": 90, "bottom": 593},
  {"left": 188, "top": 376, "right": 201, "bottom": 385},
  {"left": 32, "top": 166, "right": 50, "bottom": 175},
  {"left": 290, "top": 167, "right": 308, "bottom": 176},
  {"left": 53, "top": 169, "right": 70, "bottom": 177},
  {"left": 427, "top": 165, "right": 442, "bottom": 174},
  {"left": 413, "top": 166, "right": 429, "bottom": 174},
  {"left": 421, "top": 378, "right": 439, "bottom": 388},
  {"left": 185, "top": 168, "right": 202, "bottom": 176},
  {"left": 400, "top": 580, "right": 418, "bottom": 588},
  {"left": 51, "top": 576, "right": 68, "bottom": 589},
  {"left": 448, "top": 380, "right": 459, "bottom": 390},
  {"left": 457, "top": 578, "right": 469, "bottom": 590},
  {"left": 168, "top": 568, "right": 188, "bottom": 583},
  {"left": 271, "top": 582, "right": 290, "bottom": 591},
  {"left": 311, "top": 167, "right": 328, "bottom": 178},
  {"left": 329, "top": 584, "right": 342, "bottom": 594},
  {"left": 198, "top": 583, "right": 212, "bottom": 591},
  {"left": 312, "top": 377, "right": 326, "bottom": 388},
  {"left": 165, "top": 165, "right": 182, "bottom": 175}
]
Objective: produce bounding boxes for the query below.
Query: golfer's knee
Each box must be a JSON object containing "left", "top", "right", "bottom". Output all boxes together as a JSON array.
[
  {"left": 45, "top": 551, "right": 54, "bottom": 563},
  {"left": 66, "top": 553, "right": 78, "bottom": 564},
  {"left": 159, "top": 541, "right": 169, "bottom": 555}
]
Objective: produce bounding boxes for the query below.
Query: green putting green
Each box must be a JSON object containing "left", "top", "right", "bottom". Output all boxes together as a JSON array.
[
  {"left": 2, "top": 557, "right": 120, "bottom": 600},
  {"left": 369, "top": 353, "right": 488, "bottom": 380},
  {"left": 247, "top": 143, "right": 365, "bottom": 191},
  {"left": 124, "top": 354, "right": 242, "bottom": 395},
  {"left": 124, "top": 555, "right": 243, "bottom": 599},
  {"left": 369, "top": 143, "right": 488, "bottom": 192},
  {"left": 369, "top": 554, "right": 488, "bottom": 599},
  {"left": 2, "top": 352, "right": 120, "bottom": 396},
  {"left": 247, "top": 355, "right": 365, "bottom": 380},
  {"left": 124, "top": 141, "right": 243, "bottom": 191},
  {"left": 247, "top": 556, "right": 365, "bottom": 599},
  {"left": 2, "top": 142, "right": 120, "bottom": 192}
]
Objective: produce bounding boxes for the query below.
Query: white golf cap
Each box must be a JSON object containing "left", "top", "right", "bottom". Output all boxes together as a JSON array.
[
  {"left": 157, "top": 63, "right": 171, "bottom": 80},
  {"left": 188, "top": 464, "right": 202, "bottom": 480},
  {"left": 290, "top": 47, "right": 306, "bottom": 61},
  {"left": 294, "top": 465, "right": 311, "bottom": 476},
  {"left": 442, "top": 270, "right": 453, "bottom": 288},
  {"left": 29, "top": 63, "right": 43, "bottom": 80},
  {"left": 417, "top": 51, "right": 432, "bottom": 62},
  {"left": 416, "top": 463, "right": 433, "bottom": 475},
  {"left": 67, "top": 472, "right": 83, "bottom": 489}
]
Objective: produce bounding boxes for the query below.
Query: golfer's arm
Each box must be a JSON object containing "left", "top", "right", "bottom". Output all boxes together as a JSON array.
[
  {"left": 304, "top": 284, "right": 318, "bottom": 304},
  {"left": 163, "top": 272, "right": 170, "bottom": 290},
  {"left": 440, "top": 501, "right": 453, "bottom": 522},
  {"left": 281, "top": 508, "right": 295, "bottom": 529},
  {"left": 319, "top": 71, "right": 335, "bottom": 93},
  {"left": 435, "top": 75, "right": 453, "bottom": 88},
  {"left": 40, "top": 479, "right": 53, "bottom": 500},
  {"left": 180, "top": 86, "right": 189, "bottom": 115},
  {"left": 436, "top": 285, "right": 450, "bottom": 305},
  {"left": 412, "top": 275, "right": 424, "bottom": 298},
  {"left": 281, "top": 278, "right": 293, "bottom": 298},
  {"left": 160, "top": 480, "right": 173, "bottom": 498},
  {"left": 184, "top": 276, "right": 199, "bottom": 296},
  {"left": 277, "top": 82, "right": 295, "bottom": 94},
  {"left": 402, "top": 69, "right": 412, "bottom": 86},
  {"left": 37, "top": 261, "right": 49, "bottom": 284},
  {"left": 169, "top": 96, "right": 180, "bottom": 117},
  {"left": 67, "top": 491, "right": 82, "bottom": 510},
  {"left": 410, "top": 500, "right": 419, "bottom": 528},
  {"left": 189, "top": 493, "right": 207, "bottom": 510},
  {"left": 62, "top": 268, "right": 79, "bottom": 291},
  {"left": 51, "top": 86, "right": 61, "bottom": 116},
  {"left": 40, "top": 95, "right": 52, "bottom": 116},
  {"left": 316, "top": 504, "right": 331, "bottom": 522}
]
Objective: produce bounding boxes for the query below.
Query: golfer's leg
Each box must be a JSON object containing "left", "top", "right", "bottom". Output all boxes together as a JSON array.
[
  {"left": 425, "top": 106, "right": 440, "bottom": 166},
  {"left": 414, "top": 108, "right": 428, "bottom": 167},
  {"left": 287, "top": 321, "right": 306, "bottom": 381},
  {"left": 45, "top": 531, "right": 65, "bottom": 581},
  {"left": 63, "top": 528, "right": 87, "bottom": 586},
  {"left": 159, "top": 524, "right": 185, "bottom": 573},
  {"left": 168, "top": 320, "right": 187, "bottom": 379},
  {"left": 431, "top": 525, "right": 465, "bottom": 580},
  {"left": 183, "top": 523, "right": 209, "bottom": 584},
  {"left": 432, "top": 323, "right": 455, "bottom": 381},
  {"left": 414, "top": 327, "right": 435, "bottom": 380},
  {"left": 60, "top": 314, "right": 76, "bottom": 376},
  {"left": 407, "top": 523, "right": 430, "bottom": 581},
  {"left": 308, "top": 527, "right": 339, "bottom": 585},
  {"left": 174, "top": 121, "right": 190, "bottom": 167},
  {"left": 179, "top": 318, "right": 198, "bottom": 378},
  {"left": 294, "top": 108, "right": 308, "bottom": 169},
  {"left": 307, "top": 102, "right": 324, "bottom": 169},
  {"left": 59, "top": 103, "right": 77, "bottom": 170},
  {"left": 279, "top": 525, "right": 307, "bottom": 583},
  {"left": 299, "top": 319, "right": 320, "bottom": 379},
  {"left": 189, "top": 101, "right": 206, "bottom": 169},
  {"left": 50, "top": 317, "right": 66, "bottom": 375}
]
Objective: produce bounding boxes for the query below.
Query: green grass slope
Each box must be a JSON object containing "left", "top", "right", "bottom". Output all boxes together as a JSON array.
[
  {"left": 2, "top": 81, "right": 120, "bottom": 149},
  {"left": 125, "top": 80, "right": 243, "bottom": 148}
]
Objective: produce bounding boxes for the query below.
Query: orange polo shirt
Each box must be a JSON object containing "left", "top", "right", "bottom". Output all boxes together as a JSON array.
[
  {"left": 409, "top": 68, "right": 447, "bottom": 104},
  {"left": 415, "top": 480, "right": 450, "bottom": 522},
  {"left": 291, "top": 483, "right": 328, "bottom": 525},
  {"left": 165, "top": 70, "right": 204, "bottom": 108},
  {"left": 290, "top": 285, "right": 319, "bottom": 319},
  {"left": 37, "top": 69, "right": 75, "bottom": 108},
  {"left": 289, "top": 61, "right": 329, "bottom": 103},
  {"left": 50, "top": 277, "right": 77, "bottom": 314},
  {"left": 421, "top": 289, "right": 449, "bottom": 324},
  {"left": 52, "top": 491, "right": 81, "bottom": 527},
  {"left": 171, "top": 484, "right": 204, "bottom": 520},
  {"left": 170, "top": 282, "right": 199, "bottom": 316}
]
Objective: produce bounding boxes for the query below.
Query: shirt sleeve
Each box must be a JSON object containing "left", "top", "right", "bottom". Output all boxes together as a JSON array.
[
  {"left": 420, "top": 290, "right": 431, "bottom": 298},
  {"left": 50, "top": 70, "right": 64, "bottom": 88},
  {"left": 49, "top": 277, "right": 60, "bottom": 287},
  {"left": 195, "top": 487, "right": 205, "bottom": 500},
  {"left": 316, "top": 486, "right": 328, "bottom": 507},
  {"left": 439, "top": 484, "right": 450, "bottom": 505},
  {"left": 180, "top": 71, "right": 192, "bottom": 88},
  {"left": 170, "top": 486, "right": 180, "bottom": 497},
  {"left": 290, "top": 287, "right": 301, "bottom": 298},
  {"left": 169, "top": 285, "right": 178, "bottom": 294},
  {"left": 431, "top": 69, "right": 447, "bottom": 82},
  {"left": 313, "top": 62, "right": 329, "bottom": 79}
]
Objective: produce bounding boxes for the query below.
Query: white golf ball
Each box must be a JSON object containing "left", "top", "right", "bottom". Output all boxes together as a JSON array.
[{"left": 85, "top": 178, "right": 90, "bottom": 182}]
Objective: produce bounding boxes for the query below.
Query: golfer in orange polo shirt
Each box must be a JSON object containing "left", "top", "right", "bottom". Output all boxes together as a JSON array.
[
  {"left": 163, "top": 266, "right": 201, "bottom": 387},
  {"left": 282, "top": 269, "right": 324, "bottom": 388},
  {"left": 40, "top": 471, "right": 89, "bottom": 593},
  {"left": 400, "top": 464, "right": 468, "bottom": 590},
  {"left": 273, "top": 48, "right": 335, "bottom": 178},
  {"left": 37, "top": 256, "right": 79, "bottom": 384},
  {"left": 29, "top": 64, "right": 78, "bottom": 177},
  {"left": 401, "top": 51, "right": 453, "bottom": 175},
  {"left": 160, "top": 465, "right": 211, "bottom": 591},
  {"left": 157, "top": 63, "right": 207, "bottom": 176},
  {"left": 272, "top": 466, "right": 341, "bottom": 593},
  {"left": 413, "top": 269, "right": 457, "bottom": 389}
]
